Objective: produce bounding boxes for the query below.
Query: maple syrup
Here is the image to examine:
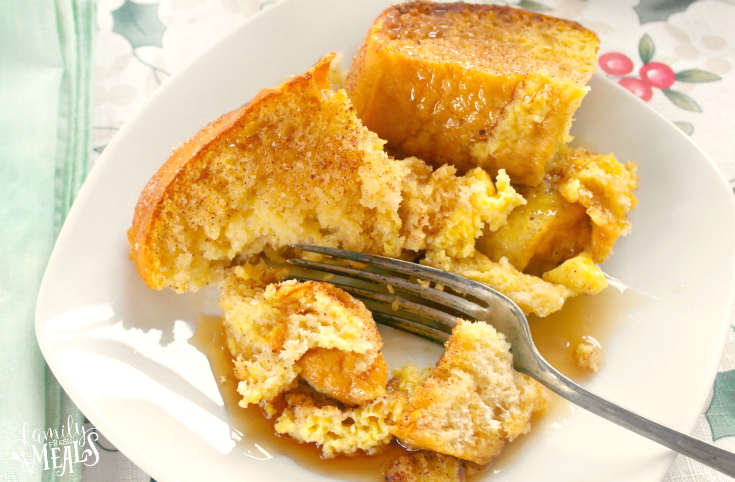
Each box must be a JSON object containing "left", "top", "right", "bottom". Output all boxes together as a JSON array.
[{"left": 528, "top": 282, "right": 655, "bottom": 381}]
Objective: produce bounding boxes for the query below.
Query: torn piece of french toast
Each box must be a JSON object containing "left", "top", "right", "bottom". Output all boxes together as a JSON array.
[
  {"left": 346, "top": 1, "right": 599, "bottom": 186},
  {"left": 391, "top": 320, "right": 549, "bottom": 465},
  {"left": 128, "top": 52, "right": 524, "bottom": 293},
  {"left": 221, "top": 271, "right": 388, "bottom": 407},
  {"left": 274, "top": 363, "right": 428, "bottom": 458},
  {"left": 128, "top": 53, "right": 405, "bottom": 292},
  {"left": 274, "top": 387, "right": 404, "bottom": 458},
  {"left": 385, "top": 451, "right": 466, "bottom": 482},
  {"left": 421, "top": 250, "right": 575, "bottom": 317},
  {"left": 399, "top": 159, "right": 524, "bottom": 259},
  {"left": 547, "top": 146, "right": 639, "bottom": 263},
  {"left": 477, "top": 146, "right": 638, "bottom": 274}
]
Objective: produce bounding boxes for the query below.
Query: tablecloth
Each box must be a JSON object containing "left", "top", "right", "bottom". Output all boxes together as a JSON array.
[{"left": 7, "top": 0, "right": 735, "bottom": 481}]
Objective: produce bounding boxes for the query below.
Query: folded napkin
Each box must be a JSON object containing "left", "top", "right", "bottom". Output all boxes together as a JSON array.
[{"left": 0, "top": 0, "right": 94, "bottom": 481}]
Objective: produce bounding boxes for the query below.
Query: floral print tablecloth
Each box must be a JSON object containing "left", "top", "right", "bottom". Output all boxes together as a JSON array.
[{"left": 87, "top": 0, "right": 735, "bottom": 480}]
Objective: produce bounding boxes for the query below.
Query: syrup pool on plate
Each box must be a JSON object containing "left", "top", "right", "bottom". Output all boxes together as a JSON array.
[
  {"left": 529, "top": 278, "right": 656, "bottom": 381},
  {"left": 490, "top": 279, "right": 658, "bottom": 476}
]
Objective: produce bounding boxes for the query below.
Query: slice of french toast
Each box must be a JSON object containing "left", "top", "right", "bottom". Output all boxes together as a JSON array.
[
  {"left": 128, "top": 53, "right": 407, "bottom": 292},
  {"left": 128, "top": 52, "right": 523, "bottom": 293},
  {"left": 346, "top": 2, "right": 599, "bottom": 186}
]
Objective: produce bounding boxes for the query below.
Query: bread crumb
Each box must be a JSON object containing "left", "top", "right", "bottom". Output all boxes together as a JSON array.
[{"left": 574, "top": 337, "right": 603, "bottom": 372}]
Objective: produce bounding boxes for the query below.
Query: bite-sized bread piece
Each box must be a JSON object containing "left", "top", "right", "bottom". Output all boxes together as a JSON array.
[
  {"left": 548, "top": 146, "right": 638, "bottom": 262},
  {"left": 221, "top": 273, "right": 387, "bottom": 407},
  {"left": 399, "top": 160, "right": 524, "bottom": 258},
  {"left": 476, "top": 180, "right": 591, "bottom": 275},
  {"left": 274, "top": 387, "right": 405, "bottom": 458},
  {"left": 575, "top": 338, "right": 603, "bottom": 372},
  {"left": 422, "top": 250, "right": 574, "bottom": 317},
  {"left": 542, "top": 251, "right": 607, "bottom": 295},
  {"left": 128, "top": 53, "right": 409, "bottom": 292},
  {"left": 391, "top": 321, "right": 549, "bottom": 465},
  {"left": 274, "top": 365, "right": 425, "bottom": 458},
  {"left": 346, "top": 2, "right": 599, "bottom": 186},
  {"left": 386, "top": 451, "right": 466, "bottom": 482}
]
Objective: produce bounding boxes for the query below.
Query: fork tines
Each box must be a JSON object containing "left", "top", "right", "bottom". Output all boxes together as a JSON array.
[{"left": 286, "top": 244, "right": 492, "bottom": 344}]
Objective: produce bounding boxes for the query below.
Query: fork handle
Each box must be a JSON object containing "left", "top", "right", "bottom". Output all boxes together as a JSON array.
[{"left": 530, "top": 364, "right": 735, "bottom": 477}]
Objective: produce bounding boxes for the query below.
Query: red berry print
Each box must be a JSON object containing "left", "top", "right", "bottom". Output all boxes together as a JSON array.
[
  {"left": 640, "top": 62, "right": 676, "bottom": 90},
  {"left": 599, "top": 52, "right": 634, "bottom": 76},
  {"left": 619, "top": 77, "right": 653, "bottom": 102}
]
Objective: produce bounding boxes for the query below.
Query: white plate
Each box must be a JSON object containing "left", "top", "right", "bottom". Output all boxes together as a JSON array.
[{"left": 36, "top": 1, "right": 735, "bottom": 481}]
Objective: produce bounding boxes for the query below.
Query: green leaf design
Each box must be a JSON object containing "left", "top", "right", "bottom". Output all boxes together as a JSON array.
[
  {"left": 673, "top": 121, "right": 694, "bottom": 136},
  {"left": 639, "top": 34, "right": 655, "bottom": 64},
  {"left": 663, "top": 89, "right": 702, "bottom": 112},
  {"left": 112, "top": 0, "right": 166, "bottom": 49},
  {"left": 517, "top": 0, "right": 552, "bottom": 12},
  {"left": 706, "top": 370, "right": 735, "bottom": 441},
  {"left": 676, "top": 69, "right": 722, "bottom": 83},
  {"left": 633, "top": 0, "right": 698, "bottom": 24}
]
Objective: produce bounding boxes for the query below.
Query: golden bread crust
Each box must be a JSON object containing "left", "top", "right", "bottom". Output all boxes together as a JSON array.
[
  {"left": 346, "top": 2, "right": 599, "bottom": 186},
  {"left": 126, "top": 66, "right": 302, "bottom": 290}
]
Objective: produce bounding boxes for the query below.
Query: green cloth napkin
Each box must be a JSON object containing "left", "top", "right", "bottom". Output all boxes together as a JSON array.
[{"left": 1, "top": 0, "right": 95, "bottom": 481}]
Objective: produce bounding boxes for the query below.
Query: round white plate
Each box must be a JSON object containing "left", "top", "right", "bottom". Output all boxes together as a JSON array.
[{"left": 36, "top": 1, "right": 735, "bottom": 481}]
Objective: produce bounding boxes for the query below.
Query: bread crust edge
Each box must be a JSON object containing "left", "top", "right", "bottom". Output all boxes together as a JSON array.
[{"left": 127, "top": 52, "right": 337, "bottom": 290}]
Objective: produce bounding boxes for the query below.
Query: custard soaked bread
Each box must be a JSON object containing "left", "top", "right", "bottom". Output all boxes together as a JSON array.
[
  {"left": 385, "top": 451, "right": 466, "bottom": 482},
  {"left": 391, "top": 321, "right": 549, "bottom": 465},
  {"left": 273, "top": 322, "right": 549, "bottom": 464},
  {"left": 346, "top": 2, "right": 599, "bottom": 186},
  {"left": 128, "top": 52, "right": 524, "bottom": 293},
  {"left": 128, "top": 53, "right": 404, "bottom": 292},
  {"left": 477, "top": 147, "right": 638, "bottom": 274},
  {"left": 221, "top": 272, "right": 388, "bottom": 407},
  {"left": 274, "top": 361, "right": 429, "bottom": 457}
]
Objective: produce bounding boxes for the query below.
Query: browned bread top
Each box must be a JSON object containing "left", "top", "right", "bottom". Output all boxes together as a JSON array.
[
  {"left": 127, "top": 53, "right": 408, "bottom": 292},
  {"left": 369, "top": 2, "right": 598, "bottom": 85}
]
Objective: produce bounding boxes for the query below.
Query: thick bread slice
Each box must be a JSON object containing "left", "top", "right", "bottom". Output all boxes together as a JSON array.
[
  {"left": 128, "top": 52, "right": 523, "bottom": 293},
  {"left": 346, "top": 2, "right": 599, "bottom": 186},
  {"left": 128, "top": 53, "right": 407, "bottom": 292}
]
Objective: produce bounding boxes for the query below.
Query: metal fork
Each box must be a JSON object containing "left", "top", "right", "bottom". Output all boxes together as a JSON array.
[{"left": 287, "top": 244, "right": 735, "bottom": 477}]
